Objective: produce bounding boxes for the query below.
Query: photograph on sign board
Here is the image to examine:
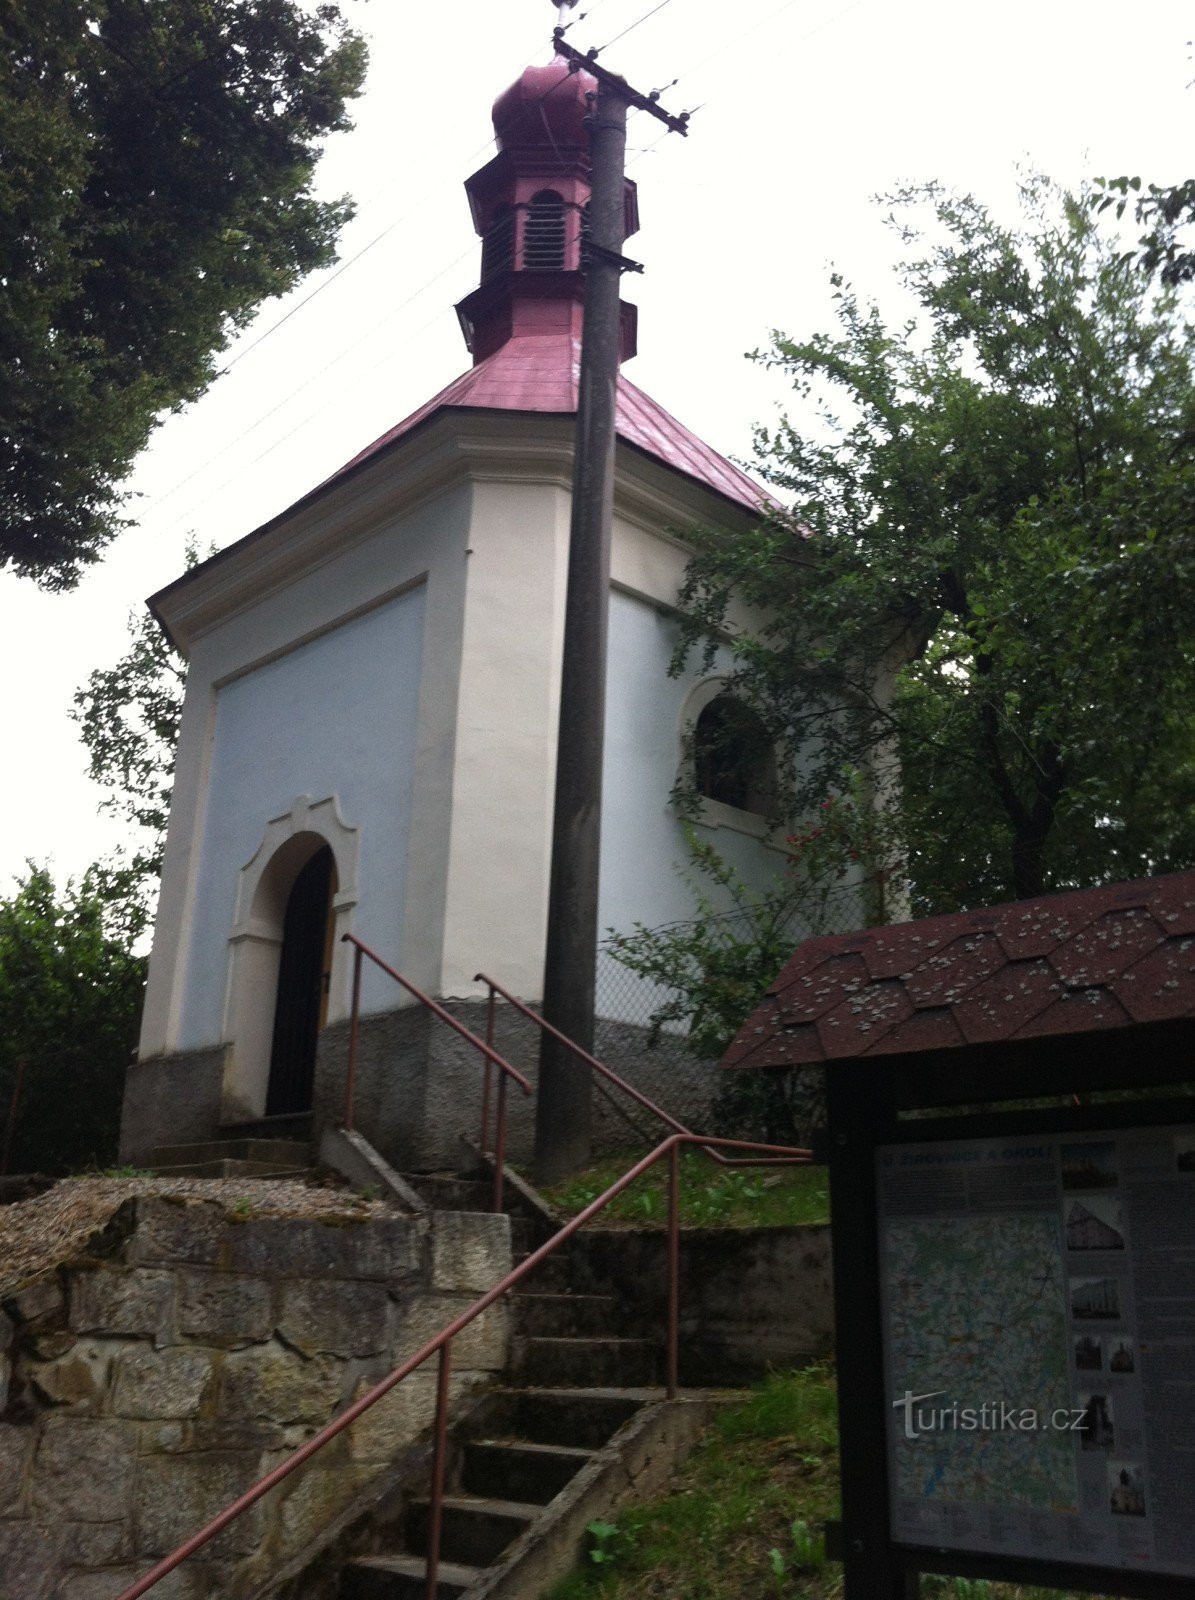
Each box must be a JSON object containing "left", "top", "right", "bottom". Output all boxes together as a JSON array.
[
  {"left": 1109, "top": 1338, "right": 1136, "bottom": 1373},
  {"left": 1077, "top": 1391, "right": 1115, "bottom": 1452},
  {"left": 1073, "top": 1333, "right": 1102, "bottom": 1371},
  {"left": 1060, "top": 1141, "right": 1119, "bottom": 1191},
  {"left": 1064, "top": 1194, "right": 1125, "bottom": 1251},
  {"left": 1070, "top": 1275, "right": 1121, "bottom": 1320},
  {"left": 1108, "top": 1460, "right": 1147, "bottom": 1517}
]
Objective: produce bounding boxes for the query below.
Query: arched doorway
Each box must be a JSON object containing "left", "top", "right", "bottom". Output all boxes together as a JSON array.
[{"left": 265, "top": 843, "right": 337, "bottom": 1116}]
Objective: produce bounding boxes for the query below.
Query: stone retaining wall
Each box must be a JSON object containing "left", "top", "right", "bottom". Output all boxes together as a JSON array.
[
  {"left": 312, "top": 1003, "right": 719, "bottom": 1173},
  {"left": 574, "top": 1223, "right": 834, "bottom": 1385},
  {"left": 0, "top": 1197, "right": 511, "bottom": 1600}
]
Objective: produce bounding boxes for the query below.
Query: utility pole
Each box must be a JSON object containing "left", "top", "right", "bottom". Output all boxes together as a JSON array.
[{"left": 534, "top": 33, "right": 688, "bottom": 1185}]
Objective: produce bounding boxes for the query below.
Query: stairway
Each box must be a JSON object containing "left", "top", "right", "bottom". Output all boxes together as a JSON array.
[
  {"left": 340, "top": 1167, "right": 663, "bottom": 1599},
  {"left": 144, "top": 1112, "right": 313, "bottom": 1178}
]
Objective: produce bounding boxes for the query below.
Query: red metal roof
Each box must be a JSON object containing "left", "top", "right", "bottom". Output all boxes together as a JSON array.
[
  {"left": 723, "top": 871, "right": 1195, "bottom": 1071},
  {"left": 320, "top": 329, "right": 773, "bottom": 514}
]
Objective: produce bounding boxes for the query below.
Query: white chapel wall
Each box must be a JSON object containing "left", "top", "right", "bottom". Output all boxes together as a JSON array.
[{"left": 175, "top": 586, "right": 426, "bottom": 1051}]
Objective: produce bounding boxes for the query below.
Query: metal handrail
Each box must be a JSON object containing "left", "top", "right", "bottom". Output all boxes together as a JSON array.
[
  {"left": 112, "top": 1132, "right": 810, "bottom": 1600},
  {"left": 474, "top": 972, "right": 810, "bottom": 1168},
  {"left": 341, "top": 935, "right": 532, "bottom": 1210}
]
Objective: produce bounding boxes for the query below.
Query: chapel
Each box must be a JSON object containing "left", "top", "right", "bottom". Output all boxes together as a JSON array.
[{"left": 120, "top": 57, "right": 786, "bottom": 1171}]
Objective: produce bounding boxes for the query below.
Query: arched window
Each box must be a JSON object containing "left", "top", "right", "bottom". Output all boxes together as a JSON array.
[
  {"left": 523, "top": 190, "right": 566, "bottom": 270},
  {"left": 694, "top": 695, "right": 776, "bottom": 816},
  {"left": 481, "top": 204, "right": 515, "bottom": 279}
]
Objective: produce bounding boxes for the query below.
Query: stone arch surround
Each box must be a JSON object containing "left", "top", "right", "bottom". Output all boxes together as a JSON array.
[{"left": 220, "top": 794, "right": 359, "bottom": 1124}]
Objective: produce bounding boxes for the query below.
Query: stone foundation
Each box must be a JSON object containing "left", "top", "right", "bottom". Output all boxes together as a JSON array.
[
  {"left": 0, "top": 1196, "right": 510, "bottom": 1600},
  {"left": 575, "top": 1223, "right": 834, "bottom": 1385},
  {"left": 119, "top": 1000, "right": 719, "bottom": 1174},
  {"left": 314, "top": 1001, "right": 719, "bottom": 1173},
  {"left": 119, "top": 1050, "right": 226, "bottom": 1167}
]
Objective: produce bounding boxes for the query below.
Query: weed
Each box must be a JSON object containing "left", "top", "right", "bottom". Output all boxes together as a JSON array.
[
  {"left": 229, "top": 1196, "right": 252, "bottom": 1219},
  {"left": 789, "top": 1517, "right": 826, "bottom": 1571},
  {"left": 587, "top": 1518, "right": 633, "bottom": 1566},
  {"left": 533, "top": 1148, "right": 830, "bottom": 1232}
]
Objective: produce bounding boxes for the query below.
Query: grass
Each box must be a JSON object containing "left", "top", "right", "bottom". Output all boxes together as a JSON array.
[
  {"left": 532, "top": 1148, "right": 830, "bottom": 1229},
  {"left": 544, "top": 1367, "right": 1113, "bottom": 1600}
]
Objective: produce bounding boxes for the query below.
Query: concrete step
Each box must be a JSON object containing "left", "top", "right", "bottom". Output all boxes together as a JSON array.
[
  {"left": 402, "top": 1174, "right": 495, "bottom": 1212},
  {"left": 516, "top": 1337, "right": 658, "bottom": 1389},
  {"left": 509, "top": 1216, "right": 541, "bottom": 1253},
  {"left": 406, "top": 1495, "right": 539, "bottom": 1568},
  {"left": 485, "top": 1387, "right": 648, "bottom": 1450},
  {"left": 511, "top": 1291, "right": 620, "bottom": 1338},
  {"left": 147, "top": 1139, "right": 310, "bottom": 1168},
  {"left": 511, "top": 1250, "right": 574, "bottom": 1292},
  {"left": 341, "top": 1553, "right": 483, "bottom": 1600},
  {"left": 145, "top": 1159, "right": 311, "bottom": 1180},
  {"left": 219, "top": 1111, "right": 313, "bottom": 1141},
  {"left": 462, "top": 1439, "right": 594, "bottom": 1505}
]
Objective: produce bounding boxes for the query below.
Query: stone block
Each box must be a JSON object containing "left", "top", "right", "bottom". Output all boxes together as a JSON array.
[
  {"left": 346, "top": 1369, "right": 485, "bottom": 1463},
  {"left": 6, "top": 1274, "right": 66, "bottom": 1327},
  {"left": 134, "top": 1451, "right": 267, "bottom": 1559},
  {"left": 275, "top": 1459, "right": 376, "bottom": 1549},
  {"left": 219, "top": 1343, "right": 343, "bottom": 1427},
  {"left": 70, "top": 1268, "right": 174, "bottom": 1343},
  {"left": 113, "top": 1347, "right": 213, "bottom": 1420},
  {"left": 177, "top": 1272, "right": 271, "bottom": 1347},
  {"left": 126, "top": 1198, "right": 226, "bottom": 1267},
  {"left": 389, "top": 1295, "right": 509, "bottom": 1373},
  {"left": 431, "top": 1212, "right": 510, "bottom": 1293},
  {"left": 275, "top": 1279, "right": 389, "bottom": 1358},
  {"left": 0, "top": 1420, "right": 32, "bottom": 1513},
  {"left": 0, "top": 1352, "right": 8, "bottom": 1412},
  {"left": 140, "top": 1418, "right": 286, "bottom": 1455},
  {"left": 61, "top": 1519, "right": 131, "bottom": 1565},
  {"left": 58, "top": 1567, "right": 201, "bottom": 1600},
  {"left": 0, "top": 1520, "right": 56, "bottom": 1600},
  {"left": 32, "top": 1418, "right": 135, "bottom": 1521},
  {"left": 227, "top": 1216, "right": 425, "bottom": 1284},
  {"left": 28, "top": 1337, "right": 116, "bottom": 1412}
]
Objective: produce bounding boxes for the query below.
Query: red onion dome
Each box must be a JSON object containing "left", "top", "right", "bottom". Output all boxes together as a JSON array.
[{"left": 491, "top": 59, "right": 596, "bottom": 151}]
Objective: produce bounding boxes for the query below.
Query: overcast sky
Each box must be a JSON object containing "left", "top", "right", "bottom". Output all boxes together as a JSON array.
[{"left": 1, "top": 0, "right": 1191, "bottom": 897}]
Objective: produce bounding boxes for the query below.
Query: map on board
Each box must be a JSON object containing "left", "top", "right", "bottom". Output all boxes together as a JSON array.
[{"left": 885, "top": 1212, "right": 1077, "bottom": 1513}]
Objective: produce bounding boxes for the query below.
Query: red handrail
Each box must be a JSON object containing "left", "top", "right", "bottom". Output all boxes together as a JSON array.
[
  {"left": 474, "top": 972, "right": 810, "bottom": 1167},
  {"left": 112, "top": 1132, "right": 810, "bottom": 1600},
  {"left": 341, "top": 935, "right": 532, "bottom": 1207}
]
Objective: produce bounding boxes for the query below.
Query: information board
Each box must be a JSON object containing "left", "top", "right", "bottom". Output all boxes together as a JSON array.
[{"left": 877, "top": 1123, "right": 1195, "bottom": 1578}]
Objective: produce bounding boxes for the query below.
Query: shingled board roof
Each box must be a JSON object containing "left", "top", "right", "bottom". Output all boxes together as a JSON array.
[{"left": 723, "top": 870, "right": 1195, "bottom": 1072}]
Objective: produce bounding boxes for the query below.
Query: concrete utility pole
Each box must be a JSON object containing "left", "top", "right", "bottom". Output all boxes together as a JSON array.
[{"left": 534, "top": 36, "right": 688, "bottom": 1186}]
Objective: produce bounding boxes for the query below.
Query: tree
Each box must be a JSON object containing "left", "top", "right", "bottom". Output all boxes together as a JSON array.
[
  {"left": 1097, "top": 175, "right": 1195, "bottom": 287},
  {"left": 673, "top": 178, "right": 1195, "bottom": 914},
  {"left": 73, "top": 592, "right": 186, "bottom": 915},
  {"left": 1, "top": 0, "right": 367, "bottom": 590},
  {"left": 0, "top": 865, "right": 145, "bottom": 1174},
  {"left": 608, "top": 787, "right": 897, "bottom": 1142}
]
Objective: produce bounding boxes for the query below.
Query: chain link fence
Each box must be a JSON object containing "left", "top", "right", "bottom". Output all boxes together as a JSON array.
[{"left": 595, "top": 878, "right": 868, "bottom": 1041}]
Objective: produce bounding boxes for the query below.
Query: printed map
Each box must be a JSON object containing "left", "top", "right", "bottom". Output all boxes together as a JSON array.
[{"left": 886, "top": 1214, "right": 1077, "bottom": 1512}]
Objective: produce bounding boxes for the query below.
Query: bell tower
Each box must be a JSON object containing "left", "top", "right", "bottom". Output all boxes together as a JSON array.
[{"left": 454, "top": 58, "right": 639, "bottom": 365}]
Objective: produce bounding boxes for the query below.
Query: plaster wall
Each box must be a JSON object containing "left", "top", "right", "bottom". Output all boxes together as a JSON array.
[
  {"left": 437, "top": 477, "right": 571, "bottom": 998},
  {"left": 177, "top": 588, "right": 425, "bottom": 1052},
  {"left": 140, "top": 478, "right": 472, "bottom": 1064}
]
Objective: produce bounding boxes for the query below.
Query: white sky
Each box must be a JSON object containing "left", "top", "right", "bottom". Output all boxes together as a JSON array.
[{"left": 1, "top": 0, "right": 1190, "bottom": 894}]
